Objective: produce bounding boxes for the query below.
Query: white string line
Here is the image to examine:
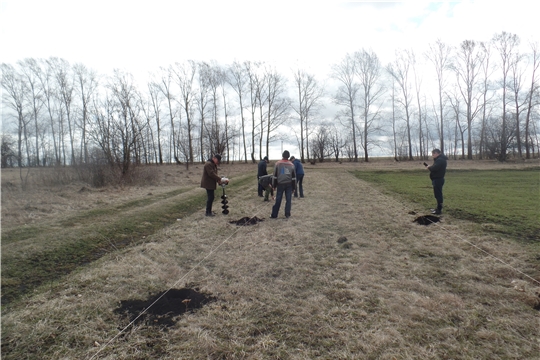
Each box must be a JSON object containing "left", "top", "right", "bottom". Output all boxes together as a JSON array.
[
  {"left": 426, "top": 217, "right": 540, "bottom": 286},
  {"left": 89, "top": 197, "right": 269, "bottom": 360}
]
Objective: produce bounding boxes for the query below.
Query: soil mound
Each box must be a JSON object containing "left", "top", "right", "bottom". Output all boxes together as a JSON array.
[
  {"left": 229, "top": 216, "right": 264, "bottom": 226},
  {"left": 114, "top": 288, "right": 216, "bottom": 327},
  {"left": 413, "top": 215, "right": 440, "bottom": 225}
]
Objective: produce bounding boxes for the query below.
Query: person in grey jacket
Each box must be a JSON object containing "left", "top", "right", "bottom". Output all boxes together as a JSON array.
[
  {"left": 270, "top": 150, "right": 296, "bottom": 219},
  {"left": 426, "top": 149, "right": 447, "bottom": 215}
]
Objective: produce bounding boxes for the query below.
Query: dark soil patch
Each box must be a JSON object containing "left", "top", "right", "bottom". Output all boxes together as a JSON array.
[
  {"left": 114, "top": 288, "right": 216, "bottom": 328},
  {"left": 413, "top": 215, "right": 440, "bottom": 225},
  {"left": 337, "top": 236, "right": 348, "bottom": 243},
  {"left": 229, "top": 216, "right": 264, "bottom": 226}
]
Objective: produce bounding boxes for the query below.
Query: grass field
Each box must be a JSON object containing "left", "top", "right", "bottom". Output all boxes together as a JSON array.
[
  {"left": 353, "top": 167, "right": 540, "bottom": 242},
  {"left": 1, "top": 161, "right": 539, "bottom": 359}
]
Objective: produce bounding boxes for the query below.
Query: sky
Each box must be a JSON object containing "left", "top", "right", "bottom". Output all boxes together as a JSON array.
[
  {"left": 1, "top": 0, "right": 538, "bottom": 158},
  {"left": 2, "top": 0, "right": 538, "bottom": 80}
]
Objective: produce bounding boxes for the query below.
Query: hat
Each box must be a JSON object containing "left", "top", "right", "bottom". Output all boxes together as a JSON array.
[
  {"left": 289, "top": 156, "right": 295, "bottom": 161},
  {"left": 214, "top": 154, "right": 222, "bottom": 163},
  {"left": 263, "top": 156, "right": 269, "bottom": 161},
  {"left": 282, "top": 150, "right": 290, "bottom": 159}
]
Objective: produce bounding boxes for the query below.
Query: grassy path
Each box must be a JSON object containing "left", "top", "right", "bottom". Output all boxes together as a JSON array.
[{"left": 2, "top": 168, "right": 538, "bottom": 359}]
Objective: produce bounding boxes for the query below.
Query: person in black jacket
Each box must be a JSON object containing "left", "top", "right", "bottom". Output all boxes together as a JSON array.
[
  {"left": 257, "top": 156, "right": 269, "bottom": 197},
  {"left": 426, "top": 149, "right": 447, "bottom": 215}
]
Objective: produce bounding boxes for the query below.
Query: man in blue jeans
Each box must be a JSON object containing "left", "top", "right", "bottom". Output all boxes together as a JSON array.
[
  {"left": 270, "top": 150, "right": 296, "bottom": 219},
  {"left": 289, "top": 156, "right": 304, "bottom": 198},
  {"left": 426, "top": 149, "right": 447, "bottom": 215}
]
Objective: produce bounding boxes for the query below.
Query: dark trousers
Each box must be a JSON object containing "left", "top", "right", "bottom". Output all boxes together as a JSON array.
[
  {"left": 432, "top": 178, "right": 445, "bottom": 209},
  {"left": 257, "top": 176, "right": 265, "bottom": 196},
  {"left": 271, "top": 184, "right": 292, "bottom": 218},
  {"left": 294, "top": 174, "right": 304, "bottom": 197},
  {"left": 206, "top": 189, "right": 215, "bottom": 214}
]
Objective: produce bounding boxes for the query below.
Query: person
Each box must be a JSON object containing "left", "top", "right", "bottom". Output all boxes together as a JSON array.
[
  {"left": 200, "top": 154, "right": 228, "bottom": 217},
  {"left": 425, "top": 149, "right": 447, "bottom": 215},
  {"left": 289, "top": 156, "right": 304, "bottom": 198},
  {"left": 258, "top": 174, "right": 275, "bottom": 201},
  {"left": 270, "top": 150, "right": 296, "bottom": 219},
  {"left": 257, "top": 156, "right": 269, "bottom": 197}
]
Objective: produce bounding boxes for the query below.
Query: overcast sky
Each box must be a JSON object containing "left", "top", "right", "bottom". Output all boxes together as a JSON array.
[
  {"left": 2, "top": 0, "right": 538, "bottom": 82},
  {"left": 1, "top": 1, "right": 538, "bottom": 158}
]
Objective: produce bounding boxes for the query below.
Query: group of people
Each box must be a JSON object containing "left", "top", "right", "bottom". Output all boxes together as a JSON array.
[
  {"left": 200, "top": 148, "right": 446, "bottom": 219},
  {"left": 258, "top": 150, "right": 304, "bottom": 219}
]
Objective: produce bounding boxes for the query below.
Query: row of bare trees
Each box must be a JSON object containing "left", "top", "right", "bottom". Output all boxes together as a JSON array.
[
  {"left": 332, "top": 32, "right": 539, "bottom": 163},
  {"left": 2, "top": 32, "right": 539, "bottom": 175}
]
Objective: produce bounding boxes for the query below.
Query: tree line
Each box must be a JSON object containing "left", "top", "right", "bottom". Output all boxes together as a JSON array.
[{"left": 2, "top": 31, "right": 539, "bottom": 177}]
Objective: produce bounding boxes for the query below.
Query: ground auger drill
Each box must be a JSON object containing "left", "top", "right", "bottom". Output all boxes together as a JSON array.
[{"left": 220, "top": 177, "right": 229, "bottom": 215}]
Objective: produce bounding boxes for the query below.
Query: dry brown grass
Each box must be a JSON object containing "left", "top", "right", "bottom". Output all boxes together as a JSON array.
[{"left": 1, "top": 160, "right": 539, "bottom": 359}]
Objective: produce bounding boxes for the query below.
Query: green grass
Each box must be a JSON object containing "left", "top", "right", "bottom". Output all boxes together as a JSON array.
[{"left": 353, "top": 167, "right": 540, "bottom": 242}]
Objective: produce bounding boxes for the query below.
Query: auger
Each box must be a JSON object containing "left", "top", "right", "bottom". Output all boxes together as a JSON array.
[{"left": 220, "top": 177, "right": 229, "bottom": 215}]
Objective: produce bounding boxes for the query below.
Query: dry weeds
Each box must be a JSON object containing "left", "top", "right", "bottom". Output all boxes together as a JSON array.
[{"left": 1, "top": 160, "right": 539, "bottom": 359}]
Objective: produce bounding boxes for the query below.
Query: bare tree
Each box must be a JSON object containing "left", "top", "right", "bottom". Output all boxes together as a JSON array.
[
  {"left": 1, "top": 63, "right": 26, "bottom": 167},
  {"left": 390, "top": 78, "right": 399, "bottom": 159},
  {"left": 508, "top": 50, "right": 528, "bottom": 158},
  {"left": 147, "top": 79, "right": 164, "bottom": 164},
  {"left": 205, "top": 62, "right": 227, "bottom": 159},
  {"left": 426, "top": 39, "right": 452, "bottom": 153},
  {"left": 355, "top": 49, "right": 386, "bottom": 162},
  {"left": 158, "top": 66, "right": 178, "bottom": 163},
  {"left": 217, "top": 65, "right": 231, "bottom": 162},
  {"left": 244, "top": 61, "right": 263, "bottom": 163},
  {"left": 37, "top": 58, "right": 62, "bottom": 165},
  {"left": 478, "top": 42, "right": 496, "bottom": 159},
  {"left": 50, "top": 57, "right": 77, "bottom": 165},
  {"left": 493, "top": 31, "right": 520, "bottom": 161},
  {"left": 448, "top": 86, "right": 467, "bottom": 159},
  {"left": 104, "top": 69, "right": 146, "bottom": 176},
  {"left": 19, "top": 58, "right": 44, "bottom": 166},
  {"left": 172, "top": 60, "right": 197, "bottom": 163},
  {"left": 409, "top": 50, "right": 427, "bottom": 158},
  {"left": 310, "top": 124, "right": 333, "bottom": 162},
  {"left": 387, "top": 49, "right": 414, "bottom": 160},
  {"left": 332, "top": 53, "right": 360, "bottom": 161},
  {"left": 195, "top": 61, "right": 213, "bottom": 162},
  {"left": 227, "top": 61, "right": 249, "bottom": 163},
  {"left": 73, "top": 63, "right": 98, "bottom": 164},
  {"left": 264, "top": 66, "right": 290, "bottom": 157},
  {"left": 453, "top": 40, "right": 484, "bottom": 159},
  {"left": 328, "top": 124, "right": 346, "bottom": 162},
  {"left": 523, "top": 42, "right": 540, "bottom": 159},
  {"left": 1, "top": 134, "right": 17, "bottom": 168},
  {"left": 292, "top": 68, "right": 324, "bottom": 163}
]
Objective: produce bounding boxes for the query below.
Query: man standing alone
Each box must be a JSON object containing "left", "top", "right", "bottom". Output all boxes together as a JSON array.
[
  {"left": 257, "top": 156, "right": 269, "bottom": 197},
  {"left": 270, "top": 150, "right": 296, "bottom": 219},
  {"left": 426, "top": 149, "right": 447, "bottom": 215}
]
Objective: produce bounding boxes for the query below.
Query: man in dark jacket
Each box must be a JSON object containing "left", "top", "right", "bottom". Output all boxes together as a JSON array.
[
  {"left": 289, "top": 156, "right": 304, "bottom": 198},
  {"left": 426, "top": 149, "right": 447, "bottom": 215},
  {"left": 257, "top": 156, "right": 269, "bottom": 197},
  {"left": 201, "top": 154, "right": 228, "bottom": 216},
  {"left": 270, "top": 150, "right": 296, "bottom": 219}
]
